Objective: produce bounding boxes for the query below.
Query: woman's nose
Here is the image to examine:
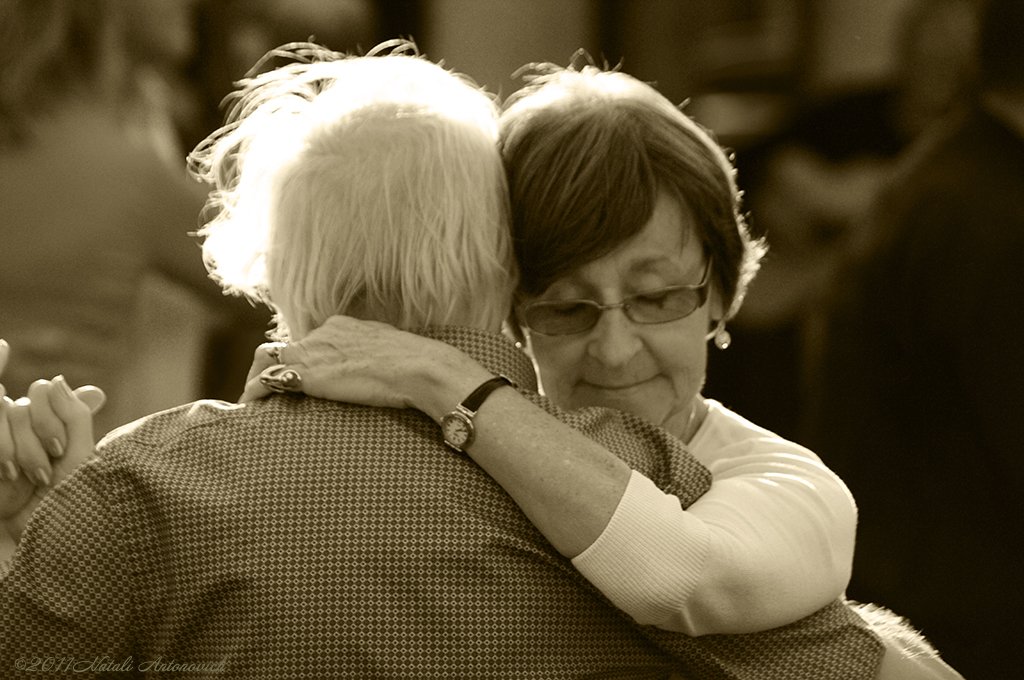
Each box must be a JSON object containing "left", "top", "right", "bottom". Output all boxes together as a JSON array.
[{"left": 586, "top": 308, "right": 643, "bottom": 367}]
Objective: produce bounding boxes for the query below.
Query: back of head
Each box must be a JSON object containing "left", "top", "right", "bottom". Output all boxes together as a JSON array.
[
  {"left": 499, "top": 63, "right": 764, "bottom": 322},
  {"left": 192, "top": 43, "right": 515, "bottom": 340},
  {"left": 978, "top": 0, "right": 1024, "bottom": 92}
]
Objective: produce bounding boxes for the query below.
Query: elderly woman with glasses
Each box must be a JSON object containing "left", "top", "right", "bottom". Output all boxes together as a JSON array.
[{"left": 236, "top": 61, "right": 872, "bottom": 642}]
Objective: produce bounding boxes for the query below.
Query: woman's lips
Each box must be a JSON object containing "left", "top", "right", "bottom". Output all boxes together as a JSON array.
[{"left": 580, "top": 376, "right": 657, "bottom": 392}]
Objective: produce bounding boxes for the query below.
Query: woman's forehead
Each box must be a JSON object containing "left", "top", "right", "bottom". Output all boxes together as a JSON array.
[{"left": 548, "top": 193, "right": 703, "bottom": 291}]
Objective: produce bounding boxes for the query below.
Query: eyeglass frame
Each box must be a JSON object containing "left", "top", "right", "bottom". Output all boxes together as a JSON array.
[{"left": 520, "top": 256, "right": 714, "bottom": 336}]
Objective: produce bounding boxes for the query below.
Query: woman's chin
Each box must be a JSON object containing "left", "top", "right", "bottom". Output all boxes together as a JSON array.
[{"left": 569, "top": 381, "right": 678, "bottom": 428}]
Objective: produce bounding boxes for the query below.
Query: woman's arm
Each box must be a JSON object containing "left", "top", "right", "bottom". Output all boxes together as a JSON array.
[
  {"left": 573, "top": 442, "right": 856, "bottom": 634},
  {"left": 247, "top": 318, "right": 636, "bottom": 558},
  {"left": 243, "top": 315, "right": 855, "bottom": 634}
]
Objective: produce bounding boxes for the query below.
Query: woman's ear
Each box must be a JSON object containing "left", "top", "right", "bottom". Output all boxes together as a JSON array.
[
  {"left": 708, "top": 283, "right": 727, "bottom": 322},
  {"left": 500, "top": 319, "right": 527, "bottom": 347},
  {"left": 503, "top": 304, "right": 529, "bottom": 347},
  {"left": 705, "top": 285, "right": 732, "bottom": 349}
]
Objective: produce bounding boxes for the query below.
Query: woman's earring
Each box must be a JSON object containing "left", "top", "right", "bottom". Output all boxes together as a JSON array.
[{"left": 713, "top": 322, "right": 731, "bottom": 350}]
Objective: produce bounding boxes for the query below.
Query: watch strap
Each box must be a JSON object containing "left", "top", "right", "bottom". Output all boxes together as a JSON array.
[{"left": 460, "top": 375, "right": 514, "bottom": 414}]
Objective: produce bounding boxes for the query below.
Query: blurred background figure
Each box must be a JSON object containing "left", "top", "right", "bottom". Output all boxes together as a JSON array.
[
  {"left": 181, "top": 0, "right": 382, "bottom": 151},
  {"left": 697, "top": 0, "right": 980, "bottom": 439},
  {"left": 803, "top": 0, "right": 1024, "bottom": 675},
  {"left": 0, "top": 0, "right": 268, "bottom": 436}
]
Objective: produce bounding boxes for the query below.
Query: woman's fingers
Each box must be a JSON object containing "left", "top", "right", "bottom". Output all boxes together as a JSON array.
[
  {"left": 0, "top": 396, "right": 18, "bottom": 482},
  {"left": 0, "top": 377, "right": 98, "bottom": 544},
  {"left": 238, "top": 315, "right": 433, "bottom": 409},
  {"left": 8, "top": 398, "right": 52, "bottom": 487},
  {"left": 243, "top": 343, "right": 282, "bottom": 386},
  {"left": 239, "top": 374, "right": 273, "bottom": 403},
  {"left": 239, "top": 344, "right": 289, "bottom": 402},
  {"left": 46, "top": 376, "right": 97, "bottom": 487},
  {"left": 0, "top": 340, "right": 16, "bottom": 481},
  {"left": 0, "top": 339, "right": 11, "bottom": 479},
  {"left": 284, "top": 315, "right": 421, "bottom": 407},
  {"left": 3, "top": 377, "right": 100, "bottom": 488},
  {"left": 27, "top": 379, "right": 67, "bottom": 459},
  {"left": 0, "top": 342, "right": 100, "bottom": 492}
]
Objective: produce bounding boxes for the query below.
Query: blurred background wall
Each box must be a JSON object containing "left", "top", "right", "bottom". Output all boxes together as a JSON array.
[{"left": 174, "top": 0, "right": 948, "bottom": 152}]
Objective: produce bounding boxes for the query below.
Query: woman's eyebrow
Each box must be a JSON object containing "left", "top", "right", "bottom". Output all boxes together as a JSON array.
[{"left": 625, "top": 255, "right": 693, "bottom": 278}]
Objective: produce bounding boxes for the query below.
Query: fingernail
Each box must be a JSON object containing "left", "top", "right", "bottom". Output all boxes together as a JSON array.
[
  {"left": 2, "top": 461, "right": 17, "bottom": 482},
  {"left": 54, "top": 374, "right": 74, "bottom": 400},
  {"left": 34, "top": 467, "right": 51, "bottom": 486},
  {"left": 49, "top": 438, "right": 65, "bottom": 458}
]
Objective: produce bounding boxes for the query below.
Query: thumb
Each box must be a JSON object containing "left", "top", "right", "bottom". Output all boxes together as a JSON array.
[
  {"left": 0, "top": 338, "right": 9, "bottom": 379},
  {"left": 245, "top": 343, "right": 284, "bottom": 385},
  {"left": 73, "top": 386, "right": 106, "bottom": 415},
  {"left": 47, "top": 377, "right": 98, "bottom": 484},
  {"left": 239, "top": 375, "right": 272, "bottom": 403}
]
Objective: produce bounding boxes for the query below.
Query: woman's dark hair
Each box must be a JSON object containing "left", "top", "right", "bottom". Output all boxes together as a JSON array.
[{"left": 499, "top": 63, "right": 765, "bottom": 332}]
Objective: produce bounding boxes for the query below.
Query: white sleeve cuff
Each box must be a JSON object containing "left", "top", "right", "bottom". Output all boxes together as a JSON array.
[{"left": 571, "top": 470, "right": 710, "bottom": 632}]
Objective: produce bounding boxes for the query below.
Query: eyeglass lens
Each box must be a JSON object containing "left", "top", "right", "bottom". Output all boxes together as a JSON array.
[
  {"left": 525, "top": 285, "right": 706, "bottom": 335},
  {"left": 524, "top": 257, "right": 713, "bottom": 336}
]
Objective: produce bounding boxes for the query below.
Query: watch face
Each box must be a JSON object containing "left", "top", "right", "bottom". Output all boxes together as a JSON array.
[{"left": 442, "top": 412, "right": 473, "bottom": 450}]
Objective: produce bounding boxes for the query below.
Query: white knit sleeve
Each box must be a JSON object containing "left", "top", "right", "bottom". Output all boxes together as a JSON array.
[{"left": 572, "top": 442, "right": 856, "bottom": 635}]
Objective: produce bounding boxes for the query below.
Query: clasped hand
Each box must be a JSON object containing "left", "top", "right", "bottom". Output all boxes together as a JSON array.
[{"left": 0, "top": 341, "right": 104, "bottom": 557}]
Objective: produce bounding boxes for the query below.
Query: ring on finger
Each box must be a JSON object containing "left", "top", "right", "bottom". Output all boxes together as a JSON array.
[{"left": 259, "top": 364, "right": 304, "bottom": 394}]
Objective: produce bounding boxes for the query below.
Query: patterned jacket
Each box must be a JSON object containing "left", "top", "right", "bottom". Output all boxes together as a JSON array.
[{"left": 1, "top": 326, "right": 882, "bottom": 679}]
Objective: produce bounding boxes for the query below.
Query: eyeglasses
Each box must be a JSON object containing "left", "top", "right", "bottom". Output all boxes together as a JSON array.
[{"left": 521, "top": 258, "right": 713, "bottom": 336}]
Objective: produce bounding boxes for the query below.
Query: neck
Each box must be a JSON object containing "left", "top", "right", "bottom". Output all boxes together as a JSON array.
[{"left": 664, "top": 395, "right": 708, "bottom": 444}]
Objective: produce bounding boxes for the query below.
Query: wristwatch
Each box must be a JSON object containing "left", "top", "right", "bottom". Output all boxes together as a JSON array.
[{"left": 441, "top": 375, "right": 514, "bottom": 453}]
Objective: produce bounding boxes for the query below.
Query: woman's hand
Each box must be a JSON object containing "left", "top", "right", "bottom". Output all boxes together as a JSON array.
[
  {"left": 1, "top": 341, "right": 105, "bottom": 553},
  {"left": 239, "top": 316, "right": 490, "bottom": 422}
]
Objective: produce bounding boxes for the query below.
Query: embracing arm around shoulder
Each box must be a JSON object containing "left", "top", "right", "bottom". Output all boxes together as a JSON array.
[
  {"left": 404, "top": 368, "right": 855, "bottom": 635},
  {"left": 573, "top": 424, "right": 857, "bottom": 635},
  {"left": 245, "top": 316, "right": 856, "bottom": 635}
]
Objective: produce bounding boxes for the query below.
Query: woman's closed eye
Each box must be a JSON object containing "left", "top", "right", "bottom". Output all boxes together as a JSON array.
[
  {"left": 633, "top": 290, "right": 674, "bottom": 307},
  {"left": 632, "top": 287, "right": 692, "bottom": 310},
  {"left": 547, "top": 301, "right": 594, "bottom": 317}
]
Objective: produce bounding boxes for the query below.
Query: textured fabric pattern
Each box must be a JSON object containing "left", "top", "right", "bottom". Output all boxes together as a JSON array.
[{"left": 1, "top": 327, "right": 883, "bottom": 678}]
